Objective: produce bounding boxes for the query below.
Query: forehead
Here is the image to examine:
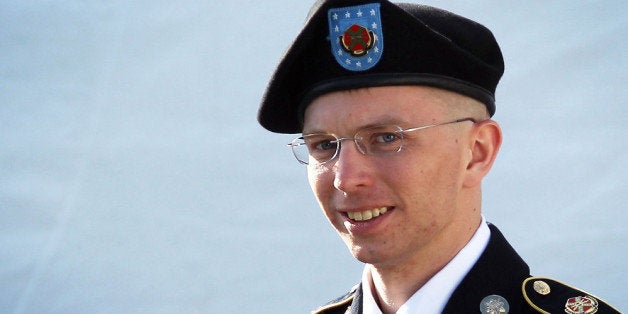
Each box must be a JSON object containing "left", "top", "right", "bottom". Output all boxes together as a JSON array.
[{"left": 303, "top": 86, "right": 451, "bottom": 132}]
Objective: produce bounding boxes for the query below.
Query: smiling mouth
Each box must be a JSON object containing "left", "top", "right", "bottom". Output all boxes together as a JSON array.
[{"left": 346, "top": 207, "right": 391, "bottom": 222}]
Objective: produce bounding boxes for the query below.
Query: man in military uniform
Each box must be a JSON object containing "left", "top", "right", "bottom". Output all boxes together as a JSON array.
[{"left": 258, "top": 1, "right": 621, "bottom": 313}]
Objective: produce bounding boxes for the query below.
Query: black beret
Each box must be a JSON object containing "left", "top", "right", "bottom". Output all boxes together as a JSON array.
[{"left": 258, "top": 0, "right": 504, "bottom": 134}]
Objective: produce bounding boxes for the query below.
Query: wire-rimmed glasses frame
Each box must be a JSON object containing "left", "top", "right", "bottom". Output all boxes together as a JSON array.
[{"left": 287, "top": 118, "right": 477, "bottom": 165}]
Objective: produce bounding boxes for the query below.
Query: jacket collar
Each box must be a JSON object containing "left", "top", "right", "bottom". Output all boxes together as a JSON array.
[{"left": 344, "top": 224, "right": 530, "bottom": 314}]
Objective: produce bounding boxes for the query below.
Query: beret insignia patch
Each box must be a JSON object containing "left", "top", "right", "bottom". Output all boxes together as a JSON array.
[{"left": 328, "top": 3, "right": 383, "bottom": 71}]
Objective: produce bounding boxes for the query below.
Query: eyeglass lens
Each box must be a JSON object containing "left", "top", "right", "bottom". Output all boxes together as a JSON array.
[{"left": 291, "top": 125, "right": 404, "bottom": 165}]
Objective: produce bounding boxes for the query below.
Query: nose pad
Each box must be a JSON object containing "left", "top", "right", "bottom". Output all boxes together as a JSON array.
[{"left": 352, "top": 138, "right": 368, "bottom": 155}]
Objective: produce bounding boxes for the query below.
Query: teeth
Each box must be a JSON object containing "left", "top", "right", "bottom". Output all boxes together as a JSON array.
[{"left": 347, "top": 207, "right": 389, "bottom": 221}]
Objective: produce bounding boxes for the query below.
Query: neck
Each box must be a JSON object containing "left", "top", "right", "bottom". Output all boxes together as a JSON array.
[{"left": 368, "top": 215, "right": 482, "bottom": 313}]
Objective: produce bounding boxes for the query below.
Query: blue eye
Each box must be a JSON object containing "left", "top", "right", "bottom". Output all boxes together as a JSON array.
[
  {"left": 317, "top": 139, "right": 338, "bottom": 151},
  {"left": 304, "top": 135, "right": 338, "bottom": 152},
  {"left": 374, "top": 132, "right": 400, "bottom": 143}
]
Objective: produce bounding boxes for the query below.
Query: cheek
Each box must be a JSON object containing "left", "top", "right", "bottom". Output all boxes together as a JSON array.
[
  {"left": 307, "top": 165, "right": 332, "bottom": 201},
  {"left": 392, "top": 151, "right": 456, "bottom": 201},
  {"left": 307, "top": 167, "right": 342, "bottom": 227}
]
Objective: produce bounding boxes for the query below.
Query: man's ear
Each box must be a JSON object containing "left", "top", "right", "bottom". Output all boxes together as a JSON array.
[{"left": 463, "top": 119, "right": 502, "bottom": 188}]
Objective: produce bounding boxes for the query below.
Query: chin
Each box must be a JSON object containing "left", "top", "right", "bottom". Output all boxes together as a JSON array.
[{"left": 344, "top": 241, "right": 389, "bottom": 265}]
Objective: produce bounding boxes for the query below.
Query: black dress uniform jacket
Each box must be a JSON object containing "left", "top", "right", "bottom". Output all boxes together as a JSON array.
[{"left": 312, "top": 224, "right": 620, "bottom": 314}]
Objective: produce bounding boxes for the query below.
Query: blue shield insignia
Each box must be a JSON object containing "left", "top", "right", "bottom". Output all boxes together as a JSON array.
[{"left": 328, "top": 3, "right": 383, "bottom": 72}]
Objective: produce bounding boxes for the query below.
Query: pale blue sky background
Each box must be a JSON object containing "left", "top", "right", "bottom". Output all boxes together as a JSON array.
[{"left": 1, "top": 1, "right": 626, "bottom": 313}]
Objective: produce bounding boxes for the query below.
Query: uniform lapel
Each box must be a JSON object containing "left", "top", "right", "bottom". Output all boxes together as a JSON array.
[
  {"left": 441, "top": 224, "right": 532, "bottom": 313},
  {"left": 338, "top": 224, "right": 532, "bottom": 313},
  {"left": 348, "top": 284, "right": 363, "bottom": 314}
]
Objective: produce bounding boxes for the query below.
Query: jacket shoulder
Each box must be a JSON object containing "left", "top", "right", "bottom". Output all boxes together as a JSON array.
[
  {"left": 522, "top": 277, "right": 621, "bottom": 313},
  {"left": 311, "top": 284, "right": 358, "bottom": 314}
]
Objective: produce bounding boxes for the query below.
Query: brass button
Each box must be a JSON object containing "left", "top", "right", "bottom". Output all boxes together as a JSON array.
[{"left": 533, "top": 280, "right": 551, "bottom": 295}]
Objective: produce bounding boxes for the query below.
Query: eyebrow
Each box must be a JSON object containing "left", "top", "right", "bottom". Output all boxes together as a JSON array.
[{"left": 303, "top": 117, "right": 409, "bottom": 135}]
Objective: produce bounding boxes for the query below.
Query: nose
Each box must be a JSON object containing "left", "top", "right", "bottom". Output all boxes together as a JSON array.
[{"left": 332, "top": 139, "right": 374, "bottom": 193}]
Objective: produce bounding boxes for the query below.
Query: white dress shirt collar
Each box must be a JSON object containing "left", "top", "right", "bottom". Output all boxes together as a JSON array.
[{"left": 361, "top": 217, "right": 491, "bottom": 314}]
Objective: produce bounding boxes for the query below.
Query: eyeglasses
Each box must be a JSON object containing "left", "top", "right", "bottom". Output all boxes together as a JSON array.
[{"left": 287, "top": 118, "right": 477, "bottom": 165}]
